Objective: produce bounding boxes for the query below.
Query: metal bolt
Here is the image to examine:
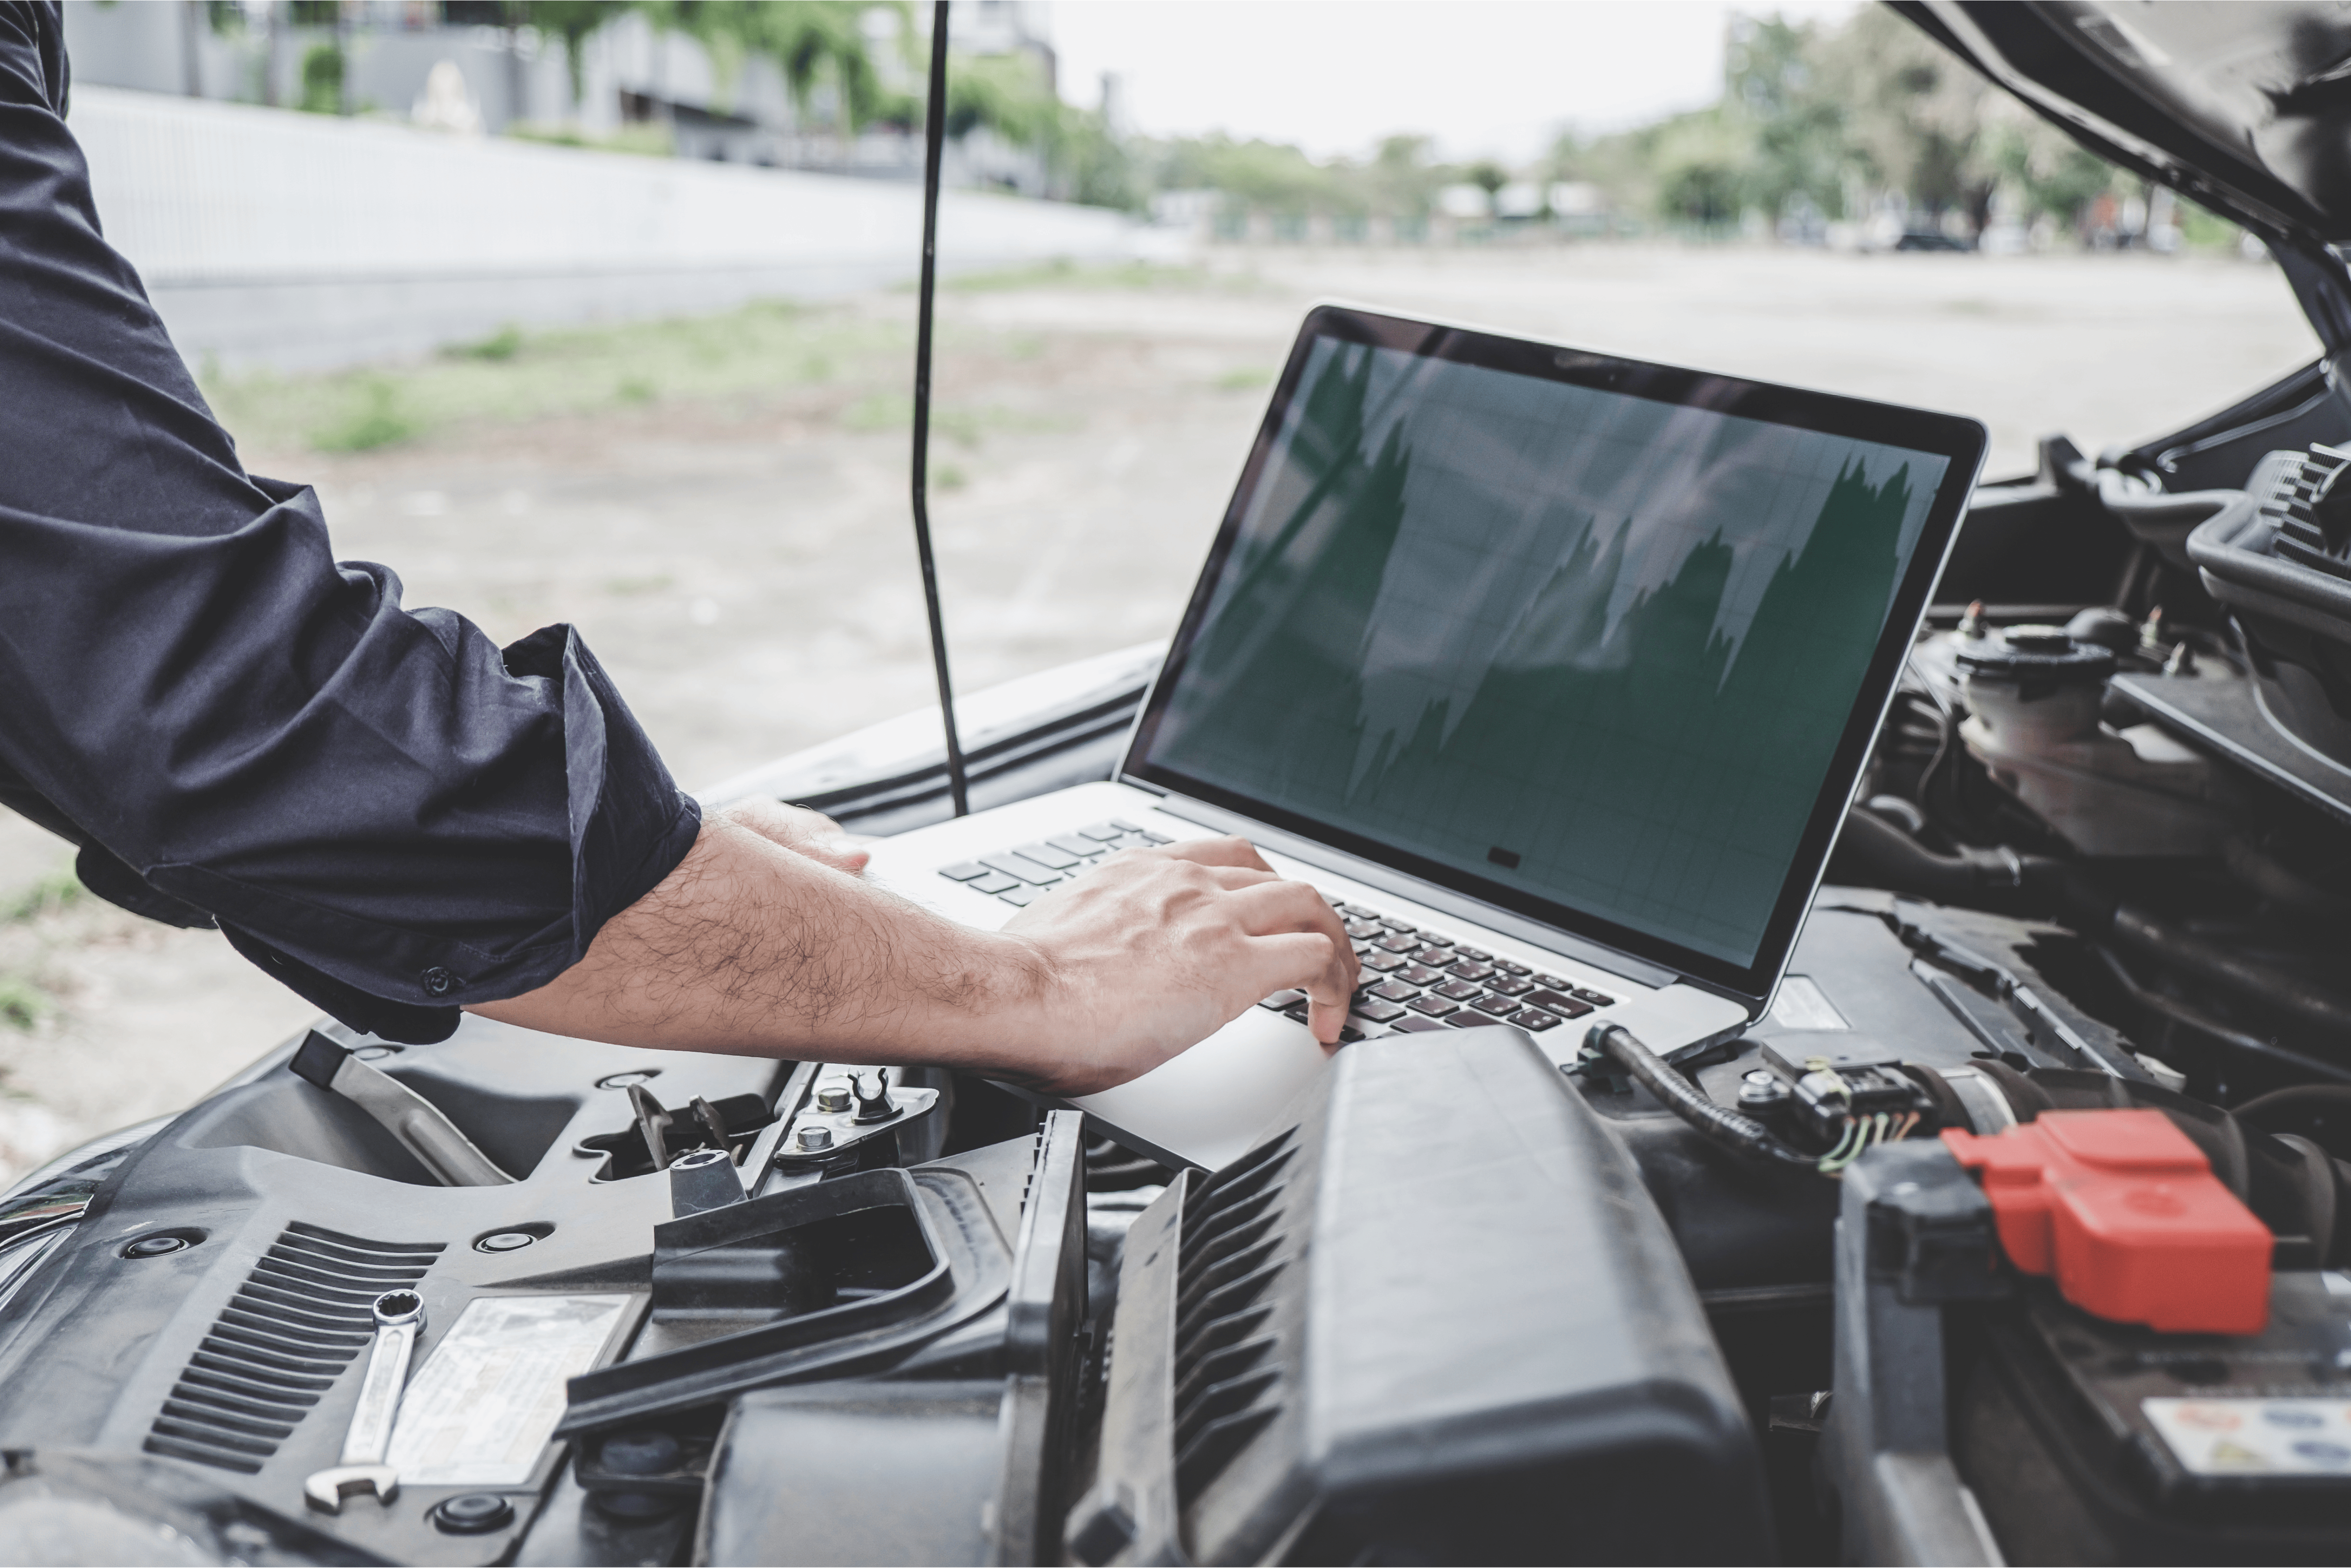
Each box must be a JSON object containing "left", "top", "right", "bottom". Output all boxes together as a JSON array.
[
  {"left": 796, "top": 1124, "right": 834, "bottom": 1152},
  {"left": 596, "top": 1071, "right": 658, "bottom": 1090},
  {"left": 122, "top": 1234, "right": 188, "bottom": 1258},
  {"left": 814, "top": 1084, "right": 853, "bottom": 1113},
  {"left": 475, "top": 1231, "right": 538, "bottom": 1253},
  {"left": 432, "top": 1493, "right": 515, "bottom": 1534}
]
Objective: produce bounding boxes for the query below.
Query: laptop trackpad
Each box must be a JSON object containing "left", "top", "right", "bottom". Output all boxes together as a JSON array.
[{"left": 1070, "top": 1007, "right": 1334, "bottom": 1173}]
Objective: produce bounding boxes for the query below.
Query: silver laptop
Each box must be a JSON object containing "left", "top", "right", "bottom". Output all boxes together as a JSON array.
[{"left": 863, "top": 304, "right": 1985, "bottom": 1169}]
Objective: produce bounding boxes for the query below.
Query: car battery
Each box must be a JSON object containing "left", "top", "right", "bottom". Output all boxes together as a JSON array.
[{"left": 1957, "top": 1272, "right": 2351, "bottom": 1564}]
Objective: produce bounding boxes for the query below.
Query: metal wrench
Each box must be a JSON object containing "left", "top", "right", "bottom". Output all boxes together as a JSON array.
[{"left": 304, "top": 1288, "right": 424, "bottom": 1513}]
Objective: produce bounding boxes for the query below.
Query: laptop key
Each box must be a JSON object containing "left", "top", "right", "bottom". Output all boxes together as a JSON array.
[
  {"left": 1455, "top": 947, "right": 1491, "bottom": 962},
  {"left": 1445, "top": 1011, "right": 1496, "bottom": 1028},
  {"left": 1258, "top": 989, "right": 1307, "bottom": 1011},
  {"left": 1343, "top": 919, "right": 1383, "bottom": 939},
  {"left": 1079, "top": 821, "right": 1127, "bottom": 841},
  {"left": 1526, "top": 989, "right": 1592, "bottom": 1019},
  {"left": 1353, "top": 999, "right": 1408, "bottom": 1024},
  {"left": 1415, "top": 935, "right": 1455, "bottom": 952},
  {"left": 1535, "top": 973, "right": 1570, "bottom": 989},
  {"left": 1391, "top": 1015, "right": 1451, "bottom": 1034},
  {"left": 1366, "top": 980, "right": 1419, "bottom": 1003},
  {"left": 1373, "top": 933, "right": 1419, "bottom": 954},
  {"left": 1411, "top": 946, "right": 1454, "bottom": 966},
  {"left": 1448, "top": 960, "right": 1495, "bottom": 982},
  {"left": 980, "top": 854, "right": 1060, "bottom": 886},
  {"left": 1399, "top": 964, "right": 1445, "bottom": 986},
  {"left": 967, "top": 871, "right": 1020, "bottom": 895},
  {"left": 1015, "top": 841, "right": 1082, "bottom": 870},
  {"left": 998, "top": 887, "right": 1040, "bottom": 908},
  {"left": 1471, "top": 992, "right": 1520, "bottom": 1015},
  {"left": 1046, "top": 834, "right": 1104, "bottom": 859},
  {"left": 1431, "top": 980, "right": 1482, "bottom": 1002},
  {"left": 1496, "top": 960, "right": 1532, "bottom": 977},
  {"left": 1337, "top": 1024, "right": 1365, "bottom": 1043},
  {"left": 1510, "top": 1008, "right": 1562, "bottom": 1031},
  {"left": 939, "top": 861, "right": 991, "bottom": 881},
  {"left": 1380, "top": 919, "right": 1417, "bottom": 934},
  {"left": 1338, "top": 903, "right": 1380, "bottom": 919},
  {"left": 1406, "top": 996, "right": 1459, "bottom": 1017},
  {"left": 1487, "top": 975, "right": 1534, "bottom": 997},
  {"left": 1140, "top": 832, "right": 1172, "bottom": 846},
  {"left": 1573, "top": 988, "right": 1618, "bottom": 1007}
]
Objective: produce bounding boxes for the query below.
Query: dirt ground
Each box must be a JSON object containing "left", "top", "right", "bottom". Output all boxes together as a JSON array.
[{"left": 0, "top": 243, "right": 2319, "bottom": 1181}]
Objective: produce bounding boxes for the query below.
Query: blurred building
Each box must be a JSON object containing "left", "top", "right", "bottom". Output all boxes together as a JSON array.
[{"left": 58, "top": 0, "right": 1056, "bottom": 191}]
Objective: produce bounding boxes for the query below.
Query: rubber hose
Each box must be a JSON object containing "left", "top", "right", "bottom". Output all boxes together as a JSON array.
[
  {"left": 2104, "top": 905, "right": 2351, "bottom": 1039},
  {"left": 1588, "top": 1023, "right": 1818, "bottom": 1169},
  {"left": 2232, "top": 1084, "right": 2351, "bottom": 1124},
  {"left": 1828, "top": 805, "right": 2058, "bottom": 901},
  {"left": 1838, "top": 810, "right": 2351, "bottom": 1041}
]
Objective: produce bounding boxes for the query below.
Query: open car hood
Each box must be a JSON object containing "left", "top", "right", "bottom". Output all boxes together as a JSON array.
[{"left": 1902, "top": 1, "right": 2351, "bottom": 351}]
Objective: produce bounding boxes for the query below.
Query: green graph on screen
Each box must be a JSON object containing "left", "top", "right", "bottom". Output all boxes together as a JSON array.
[{"left": 1149, "top": 338, "right": 1943, "bottom": 965}]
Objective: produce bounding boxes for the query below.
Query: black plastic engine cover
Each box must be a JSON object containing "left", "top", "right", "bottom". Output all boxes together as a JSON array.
[{"left": 1073, "top": 1025, "right": 1769, "bottom": 1566}]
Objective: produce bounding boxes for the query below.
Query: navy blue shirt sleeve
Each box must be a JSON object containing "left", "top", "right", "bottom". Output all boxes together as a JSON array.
[{"left": 0, "top": 1, "right": 702, "bottom": 1043}]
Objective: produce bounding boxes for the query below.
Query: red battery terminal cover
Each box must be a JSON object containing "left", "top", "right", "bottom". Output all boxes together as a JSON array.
[{"left": 1940, "top": 1109, "right": 2271, "bottom": 1335}]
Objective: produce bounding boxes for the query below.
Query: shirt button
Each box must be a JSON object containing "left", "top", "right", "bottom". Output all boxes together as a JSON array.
[{"left": 421, "top": 966, "right": 456, "bottom": 998}]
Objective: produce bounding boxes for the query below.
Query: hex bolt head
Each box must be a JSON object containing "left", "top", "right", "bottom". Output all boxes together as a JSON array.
[
  {"left": 814, "top": 1084, "right": 852, "bottom": 1113},
  {"left": 796, "top": 1124, "right": 834, "bottom": 1152},
  {"left": 121, "top": 1235, "right": 188, "bottom": 1259}
]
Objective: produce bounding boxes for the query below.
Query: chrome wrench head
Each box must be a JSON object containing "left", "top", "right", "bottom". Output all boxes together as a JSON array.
[{"left": 304, "top": 1289, "right": 425, "bottom": 1513}]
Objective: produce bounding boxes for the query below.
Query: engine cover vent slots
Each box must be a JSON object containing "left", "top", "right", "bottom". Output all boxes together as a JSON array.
[
  {"left": 1169, "top": 1130, "right": 1297, "bottom": 1505},
  {"left": 2263, "top": 441, "right": 2351, "bottom": 578},
  {"left": 142, "top": 1222, "right": 442, "bottom": 1474}
]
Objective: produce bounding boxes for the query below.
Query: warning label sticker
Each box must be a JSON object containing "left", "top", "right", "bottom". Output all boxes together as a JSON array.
[
  {"left": 387, "top": 1294, "right": 634, "bottom": 1487},
  {"left": 2144, "top": 1398, "right": 2351, "bottom": 1477}
]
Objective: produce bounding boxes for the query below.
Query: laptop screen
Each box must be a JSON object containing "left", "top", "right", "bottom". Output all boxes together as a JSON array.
[{"left": 1125, "top": 307, "right": 1982, "bottom": 996}]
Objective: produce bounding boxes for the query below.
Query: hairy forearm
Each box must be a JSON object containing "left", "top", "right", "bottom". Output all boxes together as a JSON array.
[{"left": 469, "top": 809, "right": 1060, "bottom": 1075}]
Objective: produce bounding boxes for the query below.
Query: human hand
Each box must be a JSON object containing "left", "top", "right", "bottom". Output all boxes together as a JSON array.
[
  {"left": 715, "top": 798, "right": 870, "bottom": 875},
  {"left": 998, "top": 835, "right": 1358, "bottom": 1095}
]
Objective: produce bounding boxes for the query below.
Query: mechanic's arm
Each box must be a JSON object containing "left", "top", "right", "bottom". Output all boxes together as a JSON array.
[{"left": 469, "top": 802, "right": 1360, "bottom": 1096}]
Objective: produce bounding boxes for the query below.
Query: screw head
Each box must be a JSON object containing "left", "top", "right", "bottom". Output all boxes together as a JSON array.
[
  {"left": 476, "top": 1231, "right": 537, "bottom": 1253},
  {"left": 597, "top": 1071, "right": 659, "bottom": 1090},
  {"left": 121, "top": 1234, "right": 188, "bottom": 1259},
  {"left": 352, "top": 1045, "right": 401, "bottom": 1062},
  {"left": 814, "top": 1084, "right": 853, "bottom": 1113},
  {"left": 795, "top": 1124, "right": 834, "bottom": 1152}
]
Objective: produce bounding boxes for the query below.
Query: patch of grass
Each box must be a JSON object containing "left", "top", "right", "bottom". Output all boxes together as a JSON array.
[
  {"left": 3, "top": 867, "right": 79, "bottom": 925},
  {"left": 312, "top": 376, "right": 421, "bottom": 452},
  {"left": 447, "top": 323, "right": 524, "bottom": 361},
  {"left": 205, "top": 298, "right": 907, "bottom": 456},
  {"left": 506, "top": 121, "right": 676, "bottom": 159},
  {"left": 937, "top": 258, "right": 1220, "bottom": 293},
  {"left": 0, "top": 977, "right": 47, "bottom": 1032},
  {"left": 1215, "top": 366, "right": 1275, "bottom": 391}
]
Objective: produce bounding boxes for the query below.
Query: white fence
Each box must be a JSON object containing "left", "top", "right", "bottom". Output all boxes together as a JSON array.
[{"left": 68, "top": 88, "right": 1152, "bottom": 370}]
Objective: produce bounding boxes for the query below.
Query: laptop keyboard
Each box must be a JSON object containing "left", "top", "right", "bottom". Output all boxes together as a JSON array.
[{"left": 937, "top": 823, "right": 1617, "bottom": 1045}]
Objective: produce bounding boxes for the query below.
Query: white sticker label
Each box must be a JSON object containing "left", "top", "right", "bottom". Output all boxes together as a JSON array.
[
  {"left": 2144, "top": 1398, "right": 2351, "bottom": 1476},
  {"left": 1768, "top": 975, "right": 1849, "bottom": 1032},
  {"left": 387, "top": 1294, "right": 633, "bottom": 1487}
]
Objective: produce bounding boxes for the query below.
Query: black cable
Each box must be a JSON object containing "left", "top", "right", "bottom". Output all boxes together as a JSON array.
[
  {"left": 1586, "top": 1024, "right": 1819, "bottom": 1169},
  {"left": 911, "top": 0, "right": 969, "bottom": 817}
]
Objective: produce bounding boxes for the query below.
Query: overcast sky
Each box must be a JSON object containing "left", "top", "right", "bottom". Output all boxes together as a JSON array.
[{"left": 1047, "top": 1, "right": 1861, "bottom": 166}]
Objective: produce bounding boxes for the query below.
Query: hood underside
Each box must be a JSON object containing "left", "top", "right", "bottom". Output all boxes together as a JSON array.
[{"left": 1903, "top": 0, "right": 2351, "bottom": 349}]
